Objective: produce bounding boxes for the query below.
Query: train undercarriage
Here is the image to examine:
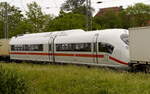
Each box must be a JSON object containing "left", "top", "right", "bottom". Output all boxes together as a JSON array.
[{"left": 129, "top": 62, "right": 150, "bottom": 73}]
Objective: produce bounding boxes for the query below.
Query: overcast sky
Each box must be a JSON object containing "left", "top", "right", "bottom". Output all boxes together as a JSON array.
[{"left": 0, "top": 0, "right": 150, "bottom": 16}]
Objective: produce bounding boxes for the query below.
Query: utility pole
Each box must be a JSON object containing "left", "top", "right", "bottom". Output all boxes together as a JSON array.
[
  {"left": 3, "top": 2, "right": 8, "bottom": 39},
  {"left": 86, "top": 0, "right": 92, "bottom": 31}
]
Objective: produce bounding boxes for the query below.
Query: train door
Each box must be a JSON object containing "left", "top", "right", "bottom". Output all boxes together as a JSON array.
[
  {"left": 48, "top": 37, "right": 53, "bottom": 62},
  {"left": 48, "top": 34, "right": 57, "bottom": 63},
  {"left": 92, "top": 33, "right": 99, "bottom": 64}
]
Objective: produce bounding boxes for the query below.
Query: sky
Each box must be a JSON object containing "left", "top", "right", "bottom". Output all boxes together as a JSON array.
[
  {"left": 0, "top": 0, "right": 150, "bottom": 16},
  {"left": 0, "top": 0, "right": 65, "bottom": 16}
]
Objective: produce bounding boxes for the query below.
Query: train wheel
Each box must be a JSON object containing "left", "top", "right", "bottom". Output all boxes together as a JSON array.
[{"left": 145, "top": 65, "right": 150, "bottom": 73}]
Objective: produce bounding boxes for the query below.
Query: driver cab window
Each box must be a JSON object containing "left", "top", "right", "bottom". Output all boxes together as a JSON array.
[{"left": 98, "top": 42, "right": 114, "bottom": 54}]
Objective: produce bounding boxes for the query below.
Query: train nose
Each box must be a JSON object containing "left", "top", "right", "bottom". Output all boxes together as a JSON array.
[
  {"left": 115, "top": 47, "right": 129, "bottom": 63},
  {"left": 123, "top": 48, "right": 130, "bottom": 63}
]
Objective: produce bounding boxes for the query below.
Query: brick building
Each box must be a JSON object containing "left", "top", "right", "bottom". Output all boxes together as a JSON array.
[{"left": 95, "top": 6, "right": 123, "bottom": 16}]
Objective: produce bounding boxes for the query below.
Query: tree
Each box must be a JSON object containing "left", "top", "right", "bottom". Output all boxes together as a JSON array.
[
  {"left": 60, "top": 0, "right": 95, "bottom": 31},
  {"left": 61, "top": 0, "right": 85, "bottom": 12},
  {"left": 0, "top": 21, "right": 3, "bottom": 38},
  {"left": 93, "top": 10, "right": 124, "bottom": 29},
  {"left": 26, "top": 2, "right": 52, "bottom": 33},
  {"left": 0, "top": 2, "right": 23, "bottom": 38},
  {"left": 8, "top": 6, "right": 24, "bottom": 37},
  {"left": 61, "top": 0, "right": 94, "bottom": 16},
  {"left": 125, "top": 3, "right": 150, "bottom": 15},
  {"left": 125, "top": 3, "right": 150, "bottom": 27},
  {"left": 93, "top": 3, "right": 150, "bottom": 29},
  {"left": 46, "top": 13, "right": 87, "bottom": 31}
]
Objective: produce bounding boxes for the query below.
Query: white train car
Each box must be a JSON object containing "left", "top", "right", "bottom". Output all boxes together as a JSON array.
[
  {"left": 9, "top": 29, "right": 129, "bottom": 68},
  {"left": 9, "top": 29, "right": 85, "bottom": 62}
]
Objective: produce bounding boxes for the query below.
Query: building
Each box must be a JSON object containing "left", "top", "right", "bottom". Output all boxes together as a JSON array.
[{"left": 95, "top": 6, "right": 123, "bottom": 16}]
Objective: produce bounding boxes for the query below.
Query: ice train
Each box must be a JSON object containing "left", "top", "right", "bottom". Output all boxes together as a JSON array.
[{"left": 7, "top": 29, "right": 129, "bottom": 68}]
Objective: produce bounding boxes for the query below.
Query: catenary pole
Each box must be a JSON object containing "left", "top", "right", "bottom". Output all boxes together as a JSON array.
[
  {"left": 86, "top": 0, "right": 92, "bottom": 31},
  {"left": 4, "top": 2, "right": 8, "bottom": 39}
]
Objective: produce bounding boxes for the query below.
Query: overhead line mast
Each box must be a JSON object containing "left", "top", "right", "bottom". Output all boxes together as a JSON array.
[
  {"left": 3, "top": 2, "right": 8, "bottom": 39},
  {"left": 86, "top": 0, "right": 92, "bottom": 31}
]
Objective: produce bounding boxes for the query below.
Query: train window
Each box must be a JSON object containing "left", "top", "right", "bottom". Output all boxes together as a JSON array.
[
  {"left": 32, "top": 44, "right": 43, "bottom": 51},
  {"left": 24, "top": 45, "right": 29, "bottom": 51},
  {"left": 11, "top": 45, "right": 23, "bottom": 51},
  {"left": 120, "top": 34, "right": 129, "bottom": 45},
  {"left": 98, "top": 42, "right": 114, "bottom": 54},
  {"left": 56, "top": 44, "right": 72, "bottom": 51},
  {"left": 11, "top": 44, "right": 43, "bottom": 51},
  {"left": 56, "top": 43, "right": 91, "bottom": 52},
  {"left": 11, "top": 45, "right": 15, "bottom": 51},
  {"left": 73, "top": 43, "right": 91, "bottom": 52}
]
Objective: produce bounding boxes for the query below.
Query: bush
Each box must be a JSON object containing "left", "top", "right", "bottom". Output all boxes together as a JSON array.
[{"left": 0, "top": 66, "right": 28, "bottom": 94}]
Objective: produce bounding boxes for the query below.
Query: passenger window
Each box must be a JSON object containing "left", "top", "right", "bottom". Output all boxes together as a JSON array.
[
  {"left": 11, "top": 44, "right": 43, "bottom": 51},
  {"left": 98, "top": 42, "right": 114, "bottom": 54},
  {"left": 11, "top": 45, "right": 15, "bottom": 51},
  {"left": 32, "top": 44, "right": 43, "bottom": 51},
  {"left": 56, "top": 43, "right": 91, "bottom": 52}
]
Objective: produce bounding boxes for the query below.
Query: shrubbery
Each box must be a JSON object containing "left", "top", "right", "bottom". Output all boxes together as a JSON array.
[{"left": 0, "top": 66, "right": 28, "bottom": 94}]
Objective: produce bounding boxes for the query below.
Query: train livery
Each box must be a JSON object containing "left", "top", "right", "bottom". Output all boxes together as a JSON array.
[{"left": 7, "top": 29, "right": 129, "bottom": 68}]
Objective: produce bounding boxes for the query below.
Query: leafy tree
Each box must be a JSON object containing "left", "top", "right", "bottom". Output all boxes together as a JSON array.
[
  {"left": 0, "top": 21, "right": 3, "bottom": 38},
  {"left": 61, "top": 0, "right": 94, "bottom": 16},
  {"left": 124, "top": 3, "right": 150, "bottom": 27},
  {"left": 26, "top": 2, "right": 52, "bottom": 33},
  {"left": 0, "top": 2, "right": 23, "bottom": 38},
  {"left": 10, "top": 19, "right": 33, "bottom": 36},
  {"left": 46, "top": 13, "right": 87, "bottom": 31},
  {"left": 8, "top": 6, "right": 24, "bottom": 37},
  {"left": 60, "top": 0, "right": 95, "bottom": 31},
  {"left": 61, "top": 0, "right": 85, "bottom": 12},
  {"left": 72, "top": 5, "right": 87, "bottom": 15},
  {"left": 125, "top": 3, "right": 150, "bottom": 15},
  {"left": 93, "top": 3, "right": 150, "bottom": 29},
  {"left": 93, "top": 10, "right": 124, "bottom": 29}
]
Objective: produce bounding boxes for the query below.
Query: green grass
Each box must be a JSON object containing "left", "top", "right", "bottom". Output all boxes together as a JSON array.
[{"left": 0, "top": 62, "right": 150, "bottom": 94}]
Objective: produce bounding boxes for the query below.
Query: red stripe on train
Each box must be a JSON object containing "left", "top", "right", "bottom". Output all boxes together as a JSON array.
[
  {"left": 109, "top": 56, "right": 128, "bottom": 65},
  {"left": 10, "top": 52, "right": 49, "bottom": 55},
  {"left": 53, "top": 53, "right": 104, "bottom": 58},
  {"left": 9, "top": 52, "right": 128, "bottom": 65},
  {"left": 9, "top": 52, "right": 104, "bottom": 58}
]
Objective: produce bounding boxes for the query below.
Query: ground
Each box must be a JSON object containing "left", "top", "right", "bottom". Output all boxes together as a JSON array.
[{"left": 0, "top": 62, "right": 150, "bottom": 94}]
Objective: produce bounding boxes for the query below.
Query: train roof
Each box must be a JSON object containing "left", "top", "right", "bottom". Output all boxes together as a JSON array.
[
  {"left": 16, "top": 29, "right": 85, "bottom": 38},
  {"left": 55, "top": 29, "right": 128, "bottom": 43},
  {"left": 10, "top": 29, "right": 128, "bottom": 45},
  {"left": 10, "top": 29, "right": 85, "bottom": 44}
]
